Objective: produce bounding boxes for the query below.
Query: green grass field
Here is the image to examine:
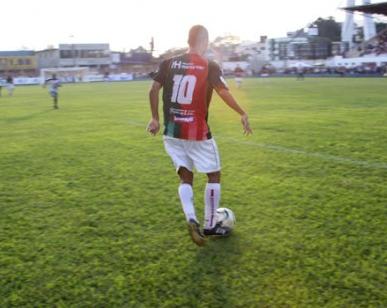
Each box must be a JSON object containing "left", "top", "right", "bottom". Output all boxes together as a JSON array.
[{"left": 1, "top": 78, "right": 386, "bottom": 307}]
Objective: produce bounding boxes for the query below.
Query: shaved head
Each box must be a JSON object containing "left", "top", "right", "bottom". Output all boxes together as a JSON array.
[{"left": 188, "top": 25, "right": 209, "bottom": 48}]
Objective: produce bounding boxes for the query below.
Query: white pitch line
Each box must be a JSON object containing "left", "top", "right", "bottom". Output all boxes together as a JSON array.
[
  {"left": 127, "top": 120, "right": 387, "bottom": 170},
  {"left": 128, "top": 119, "right": 146, "bottom": 127},
  {"left": 219, "top": 137, "right": 387, "bottom": 170}
]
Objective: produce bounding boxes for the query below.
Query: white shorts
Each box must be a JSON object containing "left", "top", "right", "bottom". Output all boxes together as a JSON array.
[
  {"left": 163, "top": 136, "right": 221, "bottom": 173},
  {"left": 50, "top": 90, "right": 58, "bottom": 98}
]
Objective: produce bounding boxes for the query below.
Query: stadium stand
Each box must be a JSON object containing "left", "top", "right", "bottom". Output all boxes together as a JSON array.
[
  {"left": 344, "top": 1, "right": 387, "bottom": 15},
  {"left": 345, "top": 0, "right": 387, "bottom": 58},
  {"left": 360, "top": 30, "right": 387, "bottom": 56}
]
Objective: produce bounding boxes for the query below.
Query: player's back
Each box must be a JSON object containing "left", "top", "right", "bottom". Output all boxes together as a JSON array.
[
  {"left": 157, "top": 53, "right": 211, "bottom": 140},
  {"left": 163, "top": 53, "right": 209, "bottom": 108}
]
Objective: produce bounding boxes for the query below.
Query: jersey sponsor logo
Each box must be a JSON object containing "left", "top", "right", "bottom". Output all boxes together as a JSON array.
[
  {"left": 173, "top": 115, "right": 194, "bottom": 123},
  {"left": 171, "top": 60, "right": 205, "bottom": 71},
  {"left": 170, "top": 108, "right": 195, "bottom": 123},
  {"left": 170, "top": 108, "right": 195, "bottom": 116},
  {"left": 171, "top": 60, "right": 183, "bottom": 69}
]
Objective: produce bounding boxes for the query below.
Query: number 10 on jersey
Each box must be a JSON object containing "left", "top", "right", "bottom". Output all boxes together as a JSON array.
[{"left": 171, "top": 74, "right": 197, "bottom": 105}]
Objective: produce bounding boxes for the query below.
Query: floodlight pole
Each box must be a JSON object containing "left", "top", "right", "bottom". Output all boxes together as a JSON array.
[
  {"left": 69, "top": 35, "right": 76, "bottom": 67},
  {"left": 72, "top": 44, "right": 77, "bottom": 67},
  {"left": 363, "top": 0, "right": 377, "bottom": 40},
  {"left": 342, "top": 0, "right": 355, "bottom": 50}
]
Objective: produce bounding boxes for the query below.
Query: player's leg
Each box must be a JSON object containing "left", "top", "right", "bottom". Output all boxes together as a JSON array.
[
  {"left": 188, "top": 139, "right": 230, "bottom": 236},
  {"left": 188, "top": 139, "right": 221, "bottom": 230},
  {"left": 204, "top": 171, "right": 221, "bottom": 230},
  {"left": 235, "top": 77, "right": 240, "bottom": 88},
  {"left": 177, "top": 167, "right": 196, "bottom": 221},
  {"left": 204, "top": 171, "right": 229, "bottom": 236},
  {"left": 178, "top": 166, "right": 205, "bottom": 246},
  {"left": 205, "top": 171, "right": 230, "bottom": 236},
  {"left": 163, "top": 137, "right": 205, "bottom": 246},
  {"left": 51, "top": 91, "right": 58, "bottom": 109},
  {"left": 54, "top": 95, "right": 58, "bottom": 109}
]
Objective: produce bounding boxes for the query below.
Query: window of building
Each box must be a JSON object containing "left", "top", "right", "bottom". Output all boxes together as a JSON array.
[
  {"left": 60, "top": 50, "right": 79, "bottom": 59},
  {"left": 78, "top": 50, "right": 109, "bottom": 58}
]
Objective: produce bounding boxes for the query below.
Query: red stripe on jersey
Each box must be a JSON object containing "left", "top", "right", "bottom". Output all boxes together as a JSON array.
[{"left": 175, "top": 54, "right": 208, "bottom": 140}]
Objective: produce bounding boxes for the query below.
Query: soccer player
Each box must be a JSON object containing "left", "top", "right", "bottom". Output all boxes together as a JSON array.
[
  {"left": 0, "top": 77, "right": 3, "bottom": 97},
  {"left": 44, "top": 74, "right": 61, "bottom": 109},
  {"left": 147, "top": 25, "right": 252, "bottom": 246},
  {"left": 234, "top": 65, "right": 244, "bottom": 88},
  {"left": 5, "top": 76, "right": 15, "bottom": 96},
  {"left": 296, "top": 66, "right": 305, "bottom": 80}
]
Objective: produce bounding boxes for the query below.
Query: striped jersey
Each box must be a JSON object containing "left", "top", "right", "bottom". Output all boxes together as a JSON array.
[
  {"left": 153, "top": 53, "right": 228, "bottom": 141},
  {"left": 45, "top": 78, "right": 61, "bottom": 93}
]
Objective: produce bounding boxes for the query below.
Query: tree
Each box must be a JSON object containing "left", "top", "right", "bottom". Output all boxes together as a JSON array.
[
  {"left": 312, "top": 17, "right": 341, "bottom": 42},
  {"left": 212, "top": 35, "right": 240, "bottom": 47},
  {"left": 159, "top": 47, "right": 187, "bottom": 60}
]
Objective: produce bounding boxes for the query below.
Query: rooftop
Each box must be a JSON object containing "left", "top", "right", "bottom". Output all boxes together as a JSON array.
[
  {"left": 0, "top": 50, "right": 35, "bottom": 57},
  {"left": 343, "top": 2, "right": 387, "bottom": 16}
]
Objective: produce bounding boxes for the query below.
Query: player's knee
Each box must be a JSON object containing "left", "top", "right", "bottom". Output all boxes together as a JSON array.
[
  {"left": 207, "top": 171, "right": 221, "bottom": 183},
  {"left": 178, "top": 167, "right": 193, "bottom": 185}
]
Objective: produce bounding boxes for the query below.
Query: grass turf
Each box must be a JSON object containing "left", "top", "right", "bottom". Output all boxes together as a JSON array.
[{"left": 0, "top": 78, "right": 386, "bottom": 307}]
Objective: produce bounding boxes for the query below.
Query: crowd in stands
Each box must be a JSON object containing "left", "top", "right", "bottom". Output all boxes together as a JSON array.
[{"left": 360, "top": 32, "right": 387, "bottom": 56}]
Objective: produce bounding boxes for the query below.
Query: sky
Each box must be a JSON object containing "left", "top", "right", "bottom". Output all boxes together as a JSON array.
[{"left": 1, "top": 0, "right": 386, "bottom": 54}]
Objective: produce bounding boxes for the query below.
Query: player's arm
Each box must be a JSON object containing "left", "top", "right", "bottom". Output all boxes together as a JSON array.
[
  {"left": 43, "top": 78, "right": 53, "bottom": 87},
  {"left": 209, "top": 61, "right": 252, "bottom": 135},
  {"left": 216, "top": 88, "right": 252, "bottom": 135},
  {"left": 147, "top": 81, "right": 162, "bottom": 135},
  {"left": 42, "top": 79, "right": 49, "bottom": 88},
  {"left": 147, "top": 60, "right": 168, "bottom": 136}
]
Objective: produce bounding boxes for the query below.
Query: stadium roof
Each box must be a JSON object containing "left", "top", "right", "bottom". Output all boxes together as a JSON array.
[
  {"left": 0, "top": 50, "right": 35, "bottom": 57},
  {"left": 343, "top": 2, "right": 387, "bottom": 16}
]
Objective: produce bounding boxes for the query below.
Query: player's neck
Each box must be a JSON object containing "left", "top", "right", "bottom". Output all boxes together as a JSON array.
[{"left": 187, "top": 47, "right": 204, "bottom": 56}]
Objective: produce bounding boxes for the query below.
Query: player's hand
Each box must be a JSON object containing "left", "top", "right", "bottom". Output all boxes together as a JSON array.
[
  {"left": 147, "top": 118, "right": 160, "bottom": 136},
  {"left": 241, "top": 114, "right": 252, "bottom": 135}
]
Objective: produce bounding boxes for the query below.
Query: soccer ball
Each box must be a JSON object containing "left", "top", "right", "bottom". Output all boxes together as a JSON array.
[{"left": 216, "top": 208, "right": 236, "bottom": 229}]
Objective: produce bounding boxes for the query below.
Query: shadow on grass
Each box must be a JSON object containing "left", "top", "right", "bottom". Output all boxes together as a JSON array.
[
  {"left": 186, "top": 232, "right": 242, "bottom": 307},
  {"left": 1, "top": 109, "right": 54, "bottom": 124}
]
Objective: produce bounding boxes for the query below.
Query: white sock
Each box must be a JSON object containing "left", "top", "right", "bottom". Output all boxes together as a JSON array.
[
  {"left": 204, "top": 183, "right": 221, "bottom": 230},
  {"left": 178, "top": 184, "right": 197, "bottom": 222}
]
